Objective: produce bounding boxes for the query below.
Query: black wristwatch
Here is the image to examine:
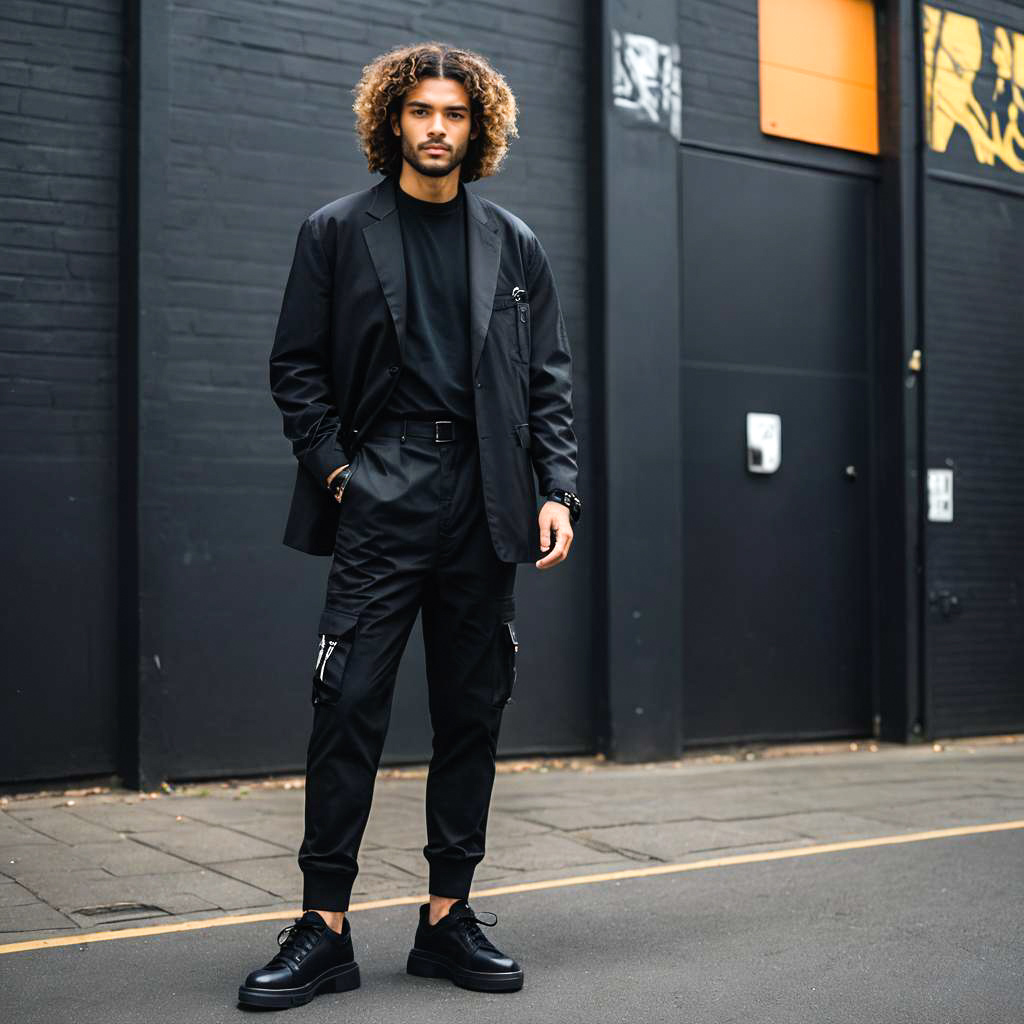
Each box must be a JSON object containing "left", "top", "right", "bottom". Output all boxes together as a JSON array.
[{"left": 547, "top": 488, "right": 582, "bottom": 524}]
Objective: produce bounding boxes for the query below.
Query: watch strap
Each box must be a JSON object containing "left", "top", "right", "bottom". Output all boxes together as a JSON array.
[{"left": 548, "top": 488, "right": 582, "bottom": 524}]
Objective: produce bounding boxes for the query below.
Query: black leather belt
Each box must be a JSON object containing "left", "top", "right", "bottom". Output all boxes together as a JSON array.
[{"left": 362, "top": 417, "right": 475, "bottom": 443}]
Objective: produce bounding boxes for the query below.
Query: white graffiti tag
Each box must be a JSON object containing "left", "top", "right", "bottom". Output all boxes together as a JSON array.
[{"left": 612, "top": 28, "right": 682, "bottom": 140}]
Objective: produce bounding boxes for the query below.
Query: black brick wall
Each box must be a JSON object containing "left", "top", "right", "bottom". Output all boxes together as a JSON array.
[{"left": 0, "top": 0, "right": 122, "bottom": 783}]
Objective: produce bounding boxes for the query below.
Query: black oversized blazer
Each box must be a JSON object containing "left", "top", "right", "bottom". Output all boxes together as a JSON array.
[{"left": 269, "top": 173, "right": 580, "bottom": 563}]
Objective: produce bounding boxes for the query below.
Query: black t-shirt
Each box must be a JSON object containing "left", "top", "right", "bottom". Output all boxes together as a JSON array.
[{"left": 382, "top": 179, "right": 475, "bottom": 424}]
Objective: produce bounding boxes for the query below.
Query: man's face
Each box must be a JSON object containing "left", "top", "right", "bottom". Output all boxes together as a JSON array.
[{"left": 391, "top": 77, "right": 477, "bottom": 178}]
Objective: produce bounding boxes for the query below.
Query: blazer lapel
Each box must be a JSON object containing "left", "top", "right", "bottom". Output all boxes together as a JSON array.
[
  {"left": 362, "top": 175, "right": 406, "bottom": 359},
  {"left": 466, "top": 185, "right": 501, "bottom": 377}
]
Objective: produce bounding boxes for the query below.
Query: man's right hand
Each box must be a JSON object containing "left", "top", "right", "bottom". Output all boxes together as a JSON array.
[{"left": 326, "top": 463, "right": 350, "bottom": 503}]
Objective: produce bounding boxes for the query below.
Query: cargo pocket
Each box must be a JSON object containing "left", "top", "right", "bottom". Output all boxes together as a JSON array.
[
  {"left": 311, "top": 608, "right": 359, "bottom": 707},
  {"left": 492, "top": 595, "right": 519, "bottom": 708}
]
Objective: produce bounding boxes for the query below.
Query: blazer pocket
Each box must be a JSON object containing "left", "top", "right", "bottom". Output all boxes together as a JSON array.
[{"left": 491, "top": 296, "right": 530, "bottom": 364}]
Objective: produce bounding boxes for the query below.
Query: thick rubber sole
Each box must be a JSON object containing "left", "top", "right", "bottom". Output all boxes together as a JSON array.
[
  {"left": 406, "top": 947, "right": 524, "bottom": 992},
  {"left": 237, "top": 960, "right": 361, "bottom": 1008}
]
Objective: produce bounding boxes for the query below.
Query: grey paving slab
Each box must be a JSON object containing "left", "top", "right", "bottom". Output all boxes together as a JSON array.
[
  {"left": 64, "top": 892, "right": 218, "bottom": 928},
  {"left": 857, "top": 794, "right": 1024, "bottom": 829},
  {"left": 7, "top": 807, "right": 125, "bottom": 844},
  {"left": 473, "top": 832, "right": 640, "bottom": 874},
  {"left": 782, "top": 780, "right": 1012, "bottom": 814},
  {"left": 473, "top": 791, "right": 584, "bottom": 813},
  {"left": 5, "top": 868, "right": 112, "bottom": 908},
  {"left": 59, "top": 839, "right": 195, "bottom": 877},
  {"left": 0, "top": 901, "right": 74, "bottom": 933},
  {"left": 473, "top": 812, "right": 553, "bottom": 842},
  {"left": 0, "top": 815, "right": 57, "bottom": 845},
  {"left": 2, "top": 862, "right": 275, "bottom": 921},
  {"left": 0, "top": 882, "right": 38, "bottom": 908},
  {"left": 569, "top": 817, "right": 810, "bottom": 861},
  {"left": 134, "top": 794, "right": 298, "bottom": 826},
  {"left": 1, "top": 843, "right": 95, "bottom": 880},
  {"left": 128, "top": 822, "right": 291, "bottom": 864},
  {"left": 64, "top": 801, "right": 195, "bottom": 833},
  {"left": 361, "top": 815, "right": 431, "bottom": 850},
  {"left": 350, "top": 868, "right": 430, "bottom": 902},
  {"left": 205, "top": 855, "right": 303, "bottom": 898},
  {"left": 502, "top": 791, "right": 806, "bottom": 830},
  {"left": 746, "top": 810, "right": 922, "bottom": 841},
  {"left": 221, "top": 814, "right": 305, "bottom": 850}
]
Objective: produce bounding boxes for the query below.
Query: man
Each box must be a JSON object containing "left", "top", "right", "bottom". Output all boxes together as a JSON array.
[{"left": 238, "top": 42, "right": 582, "bottom": 1009}]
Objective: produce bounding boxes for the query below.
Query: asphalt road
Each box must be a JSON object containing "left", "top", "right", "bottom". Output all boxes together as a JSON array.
[{"left": 2, "top": 823, "right": 1020, "bottom": 1023}]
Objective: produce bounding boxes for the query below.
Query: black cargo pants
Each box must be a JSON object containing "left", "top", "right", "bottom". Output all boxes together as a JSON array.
[{"left": 298, "top": 416, "right": 519, "bottom": 912}]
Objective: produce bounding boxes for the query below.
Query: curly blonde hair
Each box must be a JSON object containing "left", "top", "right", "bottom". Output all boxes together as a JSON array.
[{"left": 352, "top": 42, "right": 519, "bottom": 182}]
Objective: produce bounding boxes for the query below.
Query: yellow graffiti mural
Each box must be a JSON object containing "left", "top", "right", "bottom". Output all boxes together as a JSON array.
[{"left": 922, "top": 3, "right": 1024, "bottom": 173}]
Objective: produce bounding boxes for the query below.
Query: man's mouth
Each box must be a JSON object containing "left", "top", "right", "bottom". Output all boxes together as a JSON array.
[{"left": 423, "top": 145, "right": 449, "bottom": 155}]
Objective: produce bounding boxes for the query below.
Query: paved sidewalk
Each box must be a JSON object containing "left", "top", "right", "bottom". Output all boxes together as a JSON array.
[{"left": 2, "top": 735, "right": 1023, "bottom": 945}]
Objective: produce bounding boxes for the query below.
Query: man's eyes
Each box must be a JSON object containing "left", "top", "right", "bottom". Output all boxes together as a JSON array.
[{"left": 412, "top": 110, "right": 464, "bottom": 118}]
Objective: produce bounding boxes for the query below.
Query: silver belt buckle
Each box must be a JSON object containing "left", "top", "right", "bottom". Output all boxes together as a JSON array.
[{"left": 434, "top": 419, "right": 454, "bottom": 443}]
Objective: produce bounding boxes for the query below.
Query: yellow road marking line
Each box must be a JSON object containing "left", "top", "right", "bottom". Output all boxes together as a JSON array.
[{"left": 2, "top": 818, "right": 1021, "bottom": 956}]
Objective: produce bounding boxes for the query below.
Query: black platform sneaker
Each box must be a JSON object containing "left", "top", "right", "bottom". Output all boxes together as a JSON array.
[
  {"left": 237, "top": 910, "right": 360, "bottom": 1009},
  {"left": 406, "top": 898, "right": 524, "bottom": 992}
]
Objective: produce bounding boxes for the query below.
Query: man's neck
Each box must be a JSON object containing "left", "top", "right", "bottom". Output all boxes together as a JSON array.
[{"left": 397, "top": 165, "right": 460, "bottom": 203}]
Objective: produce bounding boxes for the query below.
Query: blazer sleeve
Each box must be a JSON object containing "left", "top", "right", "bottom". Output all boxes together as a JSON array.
[
  {"left": 268, "top": 217, "right": 350, "bottom": 488},
  {"left": 525, "top": 235, "right": 580, "bottom": 498}
]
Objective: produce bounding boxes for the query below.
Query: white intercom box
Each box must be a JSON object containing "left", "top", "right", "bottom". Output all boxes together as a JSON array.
[{"left": 746, "top": 412, "right": 781, "bottom": 474}]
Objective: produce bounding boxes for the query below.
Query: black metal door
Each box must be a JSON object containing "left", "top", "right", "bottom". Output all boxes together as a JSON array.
[
  {"left": 679, "top": 149, "right": 874, "bottom": 744},
  {"left": 922, "top": 179, "right": 1024, "bottom": 738}
]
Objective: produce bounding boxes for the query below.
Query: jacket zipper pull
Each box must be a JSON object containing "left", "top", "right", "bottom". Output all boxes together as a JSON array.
[{"left": 513, "top": 286, "right": 528, "bottom": 324}]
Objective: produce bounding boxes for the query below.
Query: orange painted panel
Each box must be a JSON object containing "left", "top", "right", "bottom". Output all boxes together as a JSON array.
[{"left": 759, "top": 0, "right": 879, "bottom": 154}]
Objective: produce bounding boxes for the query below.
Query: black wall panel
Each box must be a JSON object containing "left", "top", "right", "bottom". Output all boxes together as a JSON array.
[
  {"left": 0, "top": 1, "right": 122, "bottom": 783},
  {"left": 924, "top": 178, "right": 1024, "bottom": 735},
  {"left": 671, "top": 1, "right": 880, "bottom": 748},
  {"left": 680, "top": 151, "right": 874, "bottom": 744}
]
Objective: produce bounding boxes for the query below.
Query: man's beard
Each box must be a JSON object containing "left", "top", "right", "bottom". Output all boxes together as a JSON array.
[{"left": 400, "top": 134, "right": 467, "bottom": 178}]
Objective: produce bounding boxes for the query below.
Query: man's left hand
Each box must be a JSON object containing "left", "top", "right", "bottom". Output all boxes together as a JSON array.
[{"left": 536, "top": 501, "right": 573, "bottom": 569}]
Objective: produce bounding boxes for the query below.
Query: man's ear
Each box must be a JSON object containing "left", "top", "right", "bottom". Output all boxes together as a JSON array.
[{"left": 389, "top": 110, "right": 400, "bottom": 137}]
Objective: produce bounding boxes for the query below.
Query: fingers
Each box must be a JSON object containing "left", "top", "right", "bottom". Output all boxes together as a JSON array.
[
  {"left": 328, "top": 462, "right": 352, "bottom": 503},
  {"left": 326, "top": 462, "right": 350, "bottom": 489},
  {"left": 535, "top": 526, "right": 573, "bottom": 569}
]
